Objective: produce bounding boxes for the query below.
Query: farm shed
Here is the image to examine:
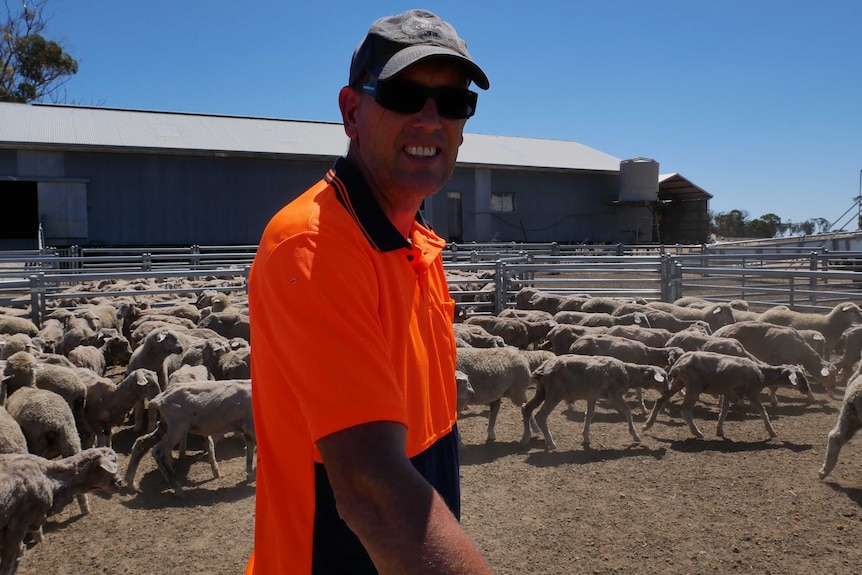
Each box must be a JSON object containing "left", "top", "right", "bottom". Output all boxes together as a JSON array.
[{"left": 0, "top": 102, "right": 711, "bottom": 248}]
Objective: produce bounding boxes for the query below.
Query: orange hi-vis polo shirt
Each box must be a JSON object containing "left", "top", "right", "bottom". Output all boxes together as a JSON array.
[{"left": 245, "top": 157, "right": 460, "bottom": 574}]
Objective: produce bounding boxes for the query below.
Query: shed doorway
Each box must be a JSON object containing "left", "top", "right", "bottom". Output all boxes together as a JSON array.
[{"left": 0, "top": 181, "right": 39, "bottom": 247}]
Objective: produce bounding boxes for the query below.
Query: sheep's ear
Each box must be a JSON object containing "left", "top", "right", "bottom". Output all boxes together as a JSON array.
[
  {"left": 653, "top": 370, "right": 665, "bottom": 382},
  {"left": 842, "top": 304, "right": 854, "bottom": 312},
  {"left": 136, "top": 373, "right": 148, "bottom": 386},
  {"left": 788, "top": 372, "right": 798, "bottom": 385},
  {"left": 634, "top": 314, "right": 642, "bottom": 324},
  {"left": 99, "top": 458, "right": 119, "bottom": 474},
  {"left": 156, "top": 332, "right": 167, "bottom": 343},
  {"left": 821, "top": 366, "right": 831, "bottom": 377},
  {"left": 712, "top": 307, "right": 721, "bottom": 315},
  {"left": 813, "top": 333, "right": 824, "bottom": 341}
]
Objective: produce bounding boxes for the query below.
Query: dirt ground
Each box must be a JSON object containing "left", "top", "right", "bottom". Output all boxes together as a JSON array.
[{"left": 14, "top": 379, "right": 862, "bottom": 575}]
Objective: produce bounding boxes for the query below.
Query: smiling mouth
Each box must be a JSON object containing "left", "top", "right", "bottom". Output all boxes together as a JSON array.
[{"left": 404, "top": 146, "right": 438, "bottom": 158}]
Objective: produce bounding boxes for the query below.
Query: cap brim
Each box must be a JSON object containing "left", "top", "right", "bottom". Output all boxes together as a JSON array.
[{"left": 378, "top": 45, "right": 490, "bottom": 90}]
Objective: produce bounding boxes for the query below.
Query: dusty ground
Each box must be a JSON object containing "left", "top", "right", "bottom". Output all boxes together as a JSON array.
[{"left": 14, "top": 380, "right": 862, "bottom": 575}]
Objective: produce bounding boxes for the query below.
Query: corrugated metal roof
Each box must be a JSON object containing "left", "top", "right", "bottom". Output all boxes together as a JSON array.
[
  {"left": 0, "top": 102, "right": 620, "bottom": 172},
  {"left": 659, "top": 172, "right": 713, "bottom": 201}
]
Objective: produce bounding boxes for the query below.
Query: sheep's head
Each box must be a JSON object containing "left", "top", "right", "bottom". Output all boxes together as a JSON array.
[{"left": 455, "top": 370, "right": 474, "bottom": 412}]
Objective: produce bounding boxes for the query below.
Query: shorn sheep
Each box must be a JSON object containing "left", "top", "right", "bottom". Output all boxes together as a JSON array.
[
  {"left": 521, "top": 355, "right": 668, "bottom": 449},
  {"left": 124, "top": 379, "right": 255, "bottom": 495},
  {"left": 757, "top": 302, "right": 862, "bottom": 355},
  {"left": 0, "top": 447, "right": 122, "bottom": 575},
  {"left": 643, "top": 351, "right": 810, "bottom": 440}
]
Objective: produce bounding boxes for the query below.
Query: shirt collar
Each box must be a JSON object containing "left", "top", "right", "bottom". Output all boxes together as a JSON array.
[{"left": 326, "top": 156, "right": 428, "bottom": 253}]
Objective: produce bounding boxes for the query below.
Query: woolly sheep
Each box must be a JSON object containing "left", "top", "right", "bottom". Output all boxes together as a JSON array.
[
  {"left": 196, "top": 310, "right": 250, "bottom": 342},
  {"left": 612, "top": 304, "right": 713, "bottom": 333},
  {"left": 455, "top": 347, "right": 533, "bottom": 443},
  {"left": 712, "top": 321, "right": 837, "bottom": 399},
  {"left": 453, "top": 323, "right": 505, "bottom": 349},
  {"left": 758, "top": 302, "right": 862, "bottom": 355},
  {"left": 124, "top": 379, "right": 255, "bottom": 494},
  {"left": 464, "top": 316, "right": 553, "bottom": 349},
  {"left": 0, "top": 334, "right": 38, "bottom": 361},
  {"left": 553, "top": 310, "right": 649, "bottom": 329},
  {"left": 0, "top": 316, "right": 38, "bottom": 338},
  {"left": 603, "top": 324, "right": 674, "bottom": 348},
  {"left": 643, "top": 351, "right": 809, "bottom": 439},
  {"left": 544, "top": 323, "right": 608, "bottom": 355},
  {"left": 514, "top": 287, "right": 588, "bottom": 314},
  {"left": 0, "top": 406, "right": 26, "bottom": 455},
  {"left": 67, "top": 333, "right": 133, "bottom": 376},
  {"left": 0, "top": 447, "right": 121, "bottom": 575},
  {"left": 819, "top": 373, "right": 862, "bottom": 479},
  {"left": 521, "top": 355, "right": 668, "bottom": 449}
]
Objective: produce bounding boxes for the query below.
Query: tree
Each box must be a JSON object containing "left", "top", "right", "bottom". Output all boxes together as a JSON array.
[{"left": 1, "top": 0, "right": 77, "bottom": 103}]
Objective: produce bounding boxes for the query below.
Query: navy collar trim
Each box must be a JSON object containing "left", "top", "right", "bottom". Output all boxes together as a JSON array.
[{"left": 325, "top": 157, "right": 426, "bottom": 252}]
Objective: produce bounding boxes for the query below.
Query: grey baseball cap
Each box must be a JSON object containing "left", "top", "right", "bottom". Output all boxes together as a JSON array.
[{"left": 349, "top": 9, "right": 490, "bottom": 90}]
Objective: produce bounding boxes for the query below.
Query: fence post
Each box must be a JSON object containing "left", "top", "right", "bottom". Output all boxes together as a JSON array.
[
  {"left": 451, "top": 243, "right": 458, "bottom": 263},
  {"left": 660, "top": 255, "right": 671, "bottom": 302},
  {"left": 28, "top": 274, "right": 43, "bottom": 327},
  {"left": 142, "top": 253, "right": 152, "bottom": 272},
  {"left": 495, "top": 260, "right": 506, "bottom": 315},
  {"left": 616, "top": 243, "right": 624, "bottom": 256},
  {"left": 191, "top": 245, "right": 201, "bottom": 269},
  {"left": 809, "top": 252, "right": 817, "bottom": 305},
  {"left": 551, "top": 242, "right": 559, "bottom": 257},
  {"left": 671, "top": 261, "right": 683, "bottom": 302}
]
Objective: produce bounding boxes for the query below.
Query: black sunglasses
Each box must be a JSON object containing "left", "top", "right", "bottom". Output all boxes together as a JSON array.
[{"left": 361, "top": 79, "right": 478, "bottom": 120}]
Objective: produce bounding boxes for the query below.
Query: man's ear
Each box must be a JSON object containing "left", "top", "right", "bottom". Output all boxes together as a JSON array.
[{"left": 339, "top": 86, "right": 360, "bottom": 140}]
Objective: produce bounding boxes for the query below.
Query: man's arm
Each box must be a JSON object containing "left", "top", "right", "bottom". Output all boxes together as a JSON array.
[{"left": 317, "top": 421, "right": 493, "bottom": 575}]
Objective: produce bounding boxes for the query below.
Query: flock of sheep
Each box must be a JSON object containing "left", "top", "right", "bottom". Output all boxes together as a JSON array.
[
  {"left": 0, "top": 276, "right": 251, "bottom": 575},
  {"left": 3, "top": 271, "right": 862, "bottom": 574},
  {"left": 453, "top": 286, "right": 862, "bottom": 481}
]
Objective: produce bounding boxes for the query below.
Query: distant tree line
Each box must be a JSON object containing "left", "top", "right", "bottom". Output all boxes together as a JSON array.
[{"left": 710, "top": 209, "right": 833, "bottom": 239}]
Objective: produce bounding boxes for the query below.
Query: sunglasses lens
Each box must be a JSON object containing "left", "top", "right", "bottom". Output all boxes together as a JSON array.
[{"left": 369, "top": 81, "right": 477, "bottom": 120}]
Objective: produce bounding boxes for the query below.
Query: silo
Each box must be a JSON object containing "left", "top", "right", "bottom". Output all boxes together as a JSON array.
[{"left": 619, "top": 157, "right": 659, "bottom": 202}]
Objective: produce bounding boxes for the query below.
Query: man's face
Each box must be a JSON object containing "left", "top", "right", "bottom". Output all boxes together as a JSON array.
[{"left": 340, "top": 60, "right": 470, "bottom": 207}]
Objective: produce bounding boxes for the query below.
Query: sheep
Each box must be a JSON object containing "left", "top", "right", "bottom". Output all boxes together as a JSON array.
[
  {"left": 66, "top": 333, "right": 133, "bottom": 376},
  {"left": 124, "top": 379, "right": 255, "bottom": 495},
  {"left": 56, "top": 313, "right": 103, "bottom": 356},
  {"left": 2, "top": 352, "right": 93, "bottom": 445},
  {"left": 520, "top": 355, "right": 668, "bottom": 449},
  {"left": 196, "top": 310, "right": 250, "bottom": 342},
  {"left": 712, "top": 321, "right": 837, "bottom": 400},
  {"left": 126, "top": 328, "right": 185, "bottom": 431},
  {"left": 0, "top": 447, "right": 121, "bottom": 575},
  {"left": 834, "top": 325, "right": 862, "bottom": 380},
  {"left": 0, "top": 334, "right": 38, "bottom": 361},
  {"left": 455, "top": 347, "right": 534, "bottom": 443},
  {"left": 643, "top": 351, "right": 810, "bottom": 440},
  {"left": 553, "top": 310, "right": 649, "bottom": 329},
  {"left": 757, "top": 302, "right": 862, "bottom": 355},
  {"left": 464, "top": 316, "right": 552, "bottom": 349},
  {"left": 162, "top": 336, "right": 230, "bottom": 382},
  {"left": 167, "top": 364, "right": 211, "bottom": 385},
  {"left": 819, "top": 373, "right": 862, "bottom": 479},
  {"left": 498, "top": 308, "right": 555, "bottom": 323},
  {"left": 0, "top": 406, "right": 26, "bottom": 455},
  {"left": 612, "top": 304, "right": 713, "bottom": 334},
  {"left": 0, "top": 316, "right": 38, "bottom": 338},
  {"left": 603, "top": 324, "right": 675, "bottom": 348},
  {"left": 3, "top": 386, "right": 93, "bottom": 522},
  {"left": 216, "top": 345, "right": 251, "bottom": 380},
  {"left": 544, "top": 323, "right": 608, "bottom": 355},
  {"left": 453, "top": 323, "right": 505, "bottom": 348},
  {"left": 514, "top": 287, "right": 588, "bottom": 314},
  {"left": 566, "top": 334, "right": 683, "bottom": 412},
  {"left": 579, "top": 297, "right": 644, "bottom": 315},
  {"left": 83, "top": 368, "right": 161, "bottom": 448},
  {"left": 646, "top": 301, "right": 737, "bottom": 333}
]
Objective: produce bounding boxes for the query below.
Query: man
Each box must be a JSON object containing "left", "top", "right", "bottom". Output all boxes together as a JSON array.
[{"left": 245, "top": 9, "right": 493, "bottom": 574}]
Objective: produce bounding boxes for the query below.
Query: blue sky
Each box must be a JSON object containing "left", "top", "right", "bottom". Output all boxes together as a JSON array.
[{"left": 40, "top": 0, "right": 862, "bottom": 228}]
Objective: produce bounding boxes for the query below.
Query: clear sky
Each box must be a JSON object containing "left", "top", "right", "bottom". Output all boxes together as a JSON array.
[{"left": 38, "top": 0, "right": 862, "bottom": 228}]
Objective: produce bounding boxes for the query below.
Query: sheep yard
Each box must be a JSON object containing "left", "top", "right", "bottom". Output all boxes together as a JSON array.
[
  {"left": 4, "top": 253, "right": 862, "bottom": 575},
  {"left": 11, "top": 371, "right": 862, "bottom": 574}
]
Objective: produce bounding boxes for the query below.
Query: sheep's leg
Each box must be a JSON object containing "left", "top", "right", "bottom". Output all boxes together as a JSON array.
[
  {"left": 680, "top": 390, "right": 705, "bottom": 439},
  {"left": 533, "top": 397, "right": 560, "bottom": 450},
  {"left": 521, "top": 386, "right": 545, "bottom": 445},
  {"left": 244, "top": 432, "right": 257, "bottom": 482},
  {"left": 634, "top": 387, "right": 647, "bottom": 415},
  {"left": 643, "top": 389, "right": 677, "bottom": 432},
  {"left": 609, "top": 395, "right": 640, "bottom": 444},
  {"left": 716, "top": 395, "right": 730, "bottom": 437},
  {"left": 582, "top": 399, "right": 596, "bottom": 446},
  {"left": 133, "top": 400, "right": 145, "bottom": 433},
  {"left": 768, "top": 386, "right": 779, "bottom": 408},
  {"left": 819, "top": 407, "right": 860, "bottom": 479},
  {"left": 0, "top": 527, "right": 25, "bottom": 575},
  {"left": 125, "top": 423, "right": 165, "bottom": 491},
  {"left": 205, "top": 435, "right": 220, "bottom": 478},
  {"left": 75, "top": 493, "right": 90, "bottom": 515},
  {"left": 153, "top": 431, "right": 185, "bottom": 495},
  {"left": 486, "top": 398, "right": 501, "bottom": 443},
  {"left": 746, "top": 392, "right": 776, "bottom": 438}
]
